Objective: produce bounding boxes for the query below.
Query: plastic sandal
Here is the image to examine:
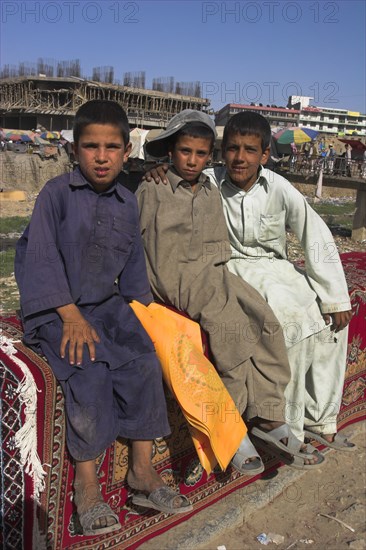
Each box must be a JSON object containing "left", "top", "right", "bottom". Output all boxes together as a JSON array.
[
  {"left": 231, "top": 435, "right": 265, "bottom": 475},
  {"left": 132, "top": 486, "right": 193, "bottom": 514},
  {"left": 304, "top": 430, "right": 356, "bottom": 452},
  {"left": 251, "top": 424, "right": 326, "bottom": 470},
  {"left": 251, "top": 424, "right": 314, "bottom": 460},
  {"left": 78, "top": 502, "right": 121, "bottom": 536}
]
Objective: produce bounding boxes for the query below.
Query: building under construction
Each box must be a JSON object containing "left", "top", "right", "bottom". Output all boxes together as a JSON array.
[{"left": 0, "top": 76, "right": 210, "bottom": 131}]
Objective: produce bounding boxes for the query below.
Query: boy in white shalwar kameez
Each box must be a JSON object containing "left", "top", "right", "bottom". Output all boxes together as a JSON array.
[{"left": 204, "top": 112, "right": 355, "bottom": 450}]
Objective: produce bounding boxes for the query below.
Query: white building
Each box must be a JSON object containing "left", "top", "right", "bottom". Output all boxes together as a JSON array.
[
  {"left": 288, "top": 96, "right": 365, "bottom": 136},
  {"left": 215, "top": 99, "right": 366, "bottom": 138},
  {"left": 299, "top": 106, "right": 366, "bottom": 137}
]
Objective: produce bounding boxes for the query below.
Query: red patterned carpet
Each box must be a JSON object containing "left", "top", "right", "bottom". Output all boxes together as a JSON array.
[{"left": 1, "top": 252, "right": 365, "bottom": 550}]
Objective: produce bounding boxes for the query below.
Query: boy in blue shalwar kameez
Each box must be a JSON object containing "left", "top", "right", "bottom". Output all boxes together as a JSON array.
[{"left": 15, "top": 100, "right": 192, "bottom": 536}]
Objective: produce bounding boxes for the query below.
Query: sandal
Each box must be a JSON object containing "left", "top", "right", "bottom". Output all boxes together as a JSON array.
[
  {"left": 132, "top": 486, "right": 193, "bottom": 515},
  {"left": 251, "top": 424, "right": 326, "bottom": 470},
  {"left": 74, "top": 481, "right": 121, "bottom": 536},
  {"left": 231, "top": 435, "right": 264, "bottom": 475},
  {"left": 78, "top": 502, "right": 122, "bottom": 536},
  {"left": 304, "top": 430, "right": 356, "bottom": 452}
]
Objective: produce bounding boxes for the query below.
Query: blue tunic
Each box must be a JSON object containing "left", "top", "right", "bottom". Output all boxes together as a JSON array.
[{"left": 15, "top": 168, "right": 170, "bottom": 458}]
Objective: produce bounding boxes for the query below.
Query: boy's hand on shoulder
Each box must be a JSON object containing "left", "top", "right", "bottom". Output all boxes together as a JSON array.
[
  {"left": 323, "top": 309, "right": 353, "bottom": 333},
  {"left": 143, "top": 163, "right": 169, "bottom": 184},
  {"left": 56, "top": 304, "right": 100, "bottom": 365}
]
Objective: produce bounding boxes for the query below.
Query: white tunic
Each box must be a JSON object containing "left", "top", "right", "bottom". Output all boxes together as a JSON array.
[{"left": 205, "top": 166, "right": 351, "bottom": 348}]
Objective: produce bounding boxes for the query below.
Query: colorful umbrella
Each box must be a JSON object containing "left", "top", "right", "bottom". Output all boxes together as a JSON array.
[
  {"left": 338, "top": 139, "right": 366, "bottom": 151},
  {"left": 40, "top": 131, "right": 60, "bottom": 141},
  {"left": 274, "top": 127, "right": 319, "bottom": 145},
  {"left": 1, "top": 129, "right": 34, "bottom": 142},
  {"left": 19, "top": 134, "right": 33, "bottom": 143}
]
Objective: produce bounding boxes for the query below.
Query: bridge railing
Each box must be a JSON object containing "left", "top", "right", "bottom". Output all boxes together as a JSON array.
[{"left": 279, "top": 153, "right": 366, "bottom": 180}]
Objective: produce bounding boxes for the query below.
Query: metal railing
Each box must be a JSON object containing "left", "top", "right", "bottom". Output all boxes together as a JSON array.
[{"left": 282, "top": 153, "right": 366, "bottom": 179}]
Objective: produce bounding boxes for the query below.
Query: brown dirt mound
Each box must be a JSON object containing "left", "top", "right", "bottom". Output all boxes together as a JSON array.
[{"left": 0, "top": 150, "right": 72, "bottom": 193}]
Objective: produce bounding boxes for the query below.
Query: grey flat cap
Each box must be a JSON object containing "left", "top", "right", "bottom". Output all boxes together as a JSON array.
[{"left": 145, "top": 109, "right": 216, "bottom": 158}]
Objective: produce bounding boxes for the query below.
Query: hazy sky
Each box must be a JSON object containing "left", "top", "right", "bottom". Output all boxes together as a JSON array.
[{"left": 1, "top": 0, "right": 365, "bottom": 113}]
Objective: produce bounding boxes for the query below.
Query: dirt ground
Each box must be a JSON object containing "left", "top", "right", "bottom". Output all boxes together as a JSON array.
[
  {"left": 200, "top": 428, "right": 366, "bottom": 550},
  {"left": 0, "top": 195, "right": 36, "bottom": 217}
]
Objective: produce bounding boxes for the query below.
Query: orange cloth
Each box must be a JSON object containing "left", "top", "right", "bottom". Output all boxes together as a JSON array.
[{"left": 130, "top": 301, "right": 247, "bottom": 474}]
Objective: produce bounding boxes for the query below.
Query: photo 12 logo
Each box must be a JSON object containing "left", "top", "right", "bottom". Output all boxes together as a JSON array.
[
  {"left": 201, "top": 2, "right": 340, "bottom": 24},
  {"left": 1, "top": 2, "right": 140, "bottom": 24},
  {"left": 201, "top": 81, "right": 340, "bottom": 105}
]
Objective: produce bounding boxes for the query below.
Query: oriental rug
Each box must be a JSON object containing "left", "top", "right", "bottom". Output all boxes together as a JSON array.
[{"left": 1, "top": 252, "right": 365, "bottom": 550}]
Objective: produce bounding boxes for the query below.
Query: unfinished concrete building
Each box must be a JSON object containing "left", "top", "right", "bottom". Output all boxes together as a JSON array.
[{"left": 0, "top": 76, "right": 210, "bottom": 131}]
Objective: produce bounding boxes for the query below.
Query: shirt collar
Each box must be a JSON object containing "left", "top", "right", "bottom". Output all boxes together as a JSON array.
[
  {"left": 167, "top": 167, "right": 211, "bottom": 193},
  {"left": 68, "top": 166, "right": 125, "bottom": 201}
]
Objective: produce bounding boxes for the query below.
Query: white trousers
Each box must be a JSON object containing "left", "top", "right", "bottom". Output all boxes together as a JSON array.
[{"left": 284, "top": 325, "right": 348, "bottom": 440}]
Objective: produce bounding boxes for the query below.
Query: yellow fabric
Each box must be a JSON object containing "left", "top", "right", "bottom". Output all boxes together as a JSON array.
[{"left": 130, "top": 301, "right": 247, "bottom": 473}]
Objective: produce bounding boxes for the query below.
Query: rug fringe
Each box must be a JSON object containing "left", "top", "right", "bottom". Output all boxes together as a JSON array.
[{"left": 0, "top": 335, "right": 47, "bottom": 503}]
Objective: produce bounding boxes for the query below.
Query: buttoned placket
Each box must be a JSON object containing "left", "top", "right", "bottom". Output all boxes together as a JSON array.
[
  {"left": 240, "top": 190, "right": 255, "bottom": 244},
  {"left": 89, "top": 192, "right": 110, "bottom": 272},
  {"left": 222, "top": 179, "right": 260, "bottom": 247}
]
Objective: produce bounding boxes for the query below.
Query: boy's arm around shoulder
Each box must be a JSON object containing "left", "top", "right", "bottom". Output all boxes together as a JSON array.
[{"left": 143, "top": 163, "right": 169, "bottom": 184}]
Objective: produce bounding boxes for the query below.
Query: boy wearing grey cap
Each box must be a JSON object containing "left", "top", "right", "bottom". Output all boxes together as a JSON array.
[{"left": 136, "top": 110, "right": 324, "bottom": 472}]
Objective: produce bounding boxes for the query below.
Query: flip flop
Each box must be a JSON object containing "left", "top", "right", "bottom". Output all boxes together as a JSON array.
[
  {"left": 132, "top": 486, "right": 193, "bottom": 515},
  {"left": 304, "top": 430, "right": 357, "bottom": 452},
  {"left": 251, "top": 424, "right": 326, "bottom": 470},
  {"left": 231, "top": 435, "right": 265, "bottom": 475},
  {"left": 78, "top": 502, "right": 122, "bottom": 536},
  {"left": 251, "top": 424, "right": 315, "bottom": 460}
]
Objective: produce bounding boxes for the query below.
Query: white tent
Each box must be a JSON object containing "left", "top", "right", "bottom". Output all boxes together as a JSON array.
[
  {"left": 61, "top": 129, "right": 74, "bottom": 143},
  {"left": 215, "top": 126, "right": 224, "bottom": 142},
  {"left": 130, "top": 128, "right": 150, "bottom": 159}
]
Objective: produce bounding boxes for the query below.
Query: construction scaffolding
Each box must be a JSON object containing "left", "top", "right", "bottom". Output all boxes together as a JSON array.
[
  {"left": 152, "top": 77, "right": 175, "bottom": 94},
  {"left": 123, "top": 71, "right": 146, "bottom": 89},
  {"left": 92, "top": 66, "right": 114, "bottom": 84},
  {"left": 0, "top": 59, "right": 82, "bottom": 80},
  {"left": 0, "top": 76, "right": 210, "bottom": 130}
]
